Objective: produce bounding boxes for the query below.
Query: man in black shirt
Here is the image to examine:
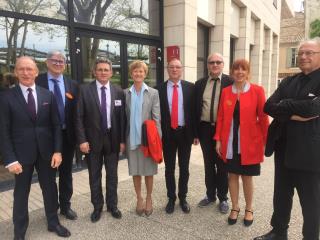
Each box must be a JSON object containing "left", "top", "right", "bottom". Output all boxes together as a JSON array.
[{"left": 254, "top": 38, "right": 320, "bottom": 240}]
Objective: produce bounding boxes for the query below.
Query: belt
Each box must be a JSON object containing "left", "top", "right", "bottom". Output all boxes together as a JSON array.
[
  {"left": 171, "top": 126, "right": 185, "bottom": 131},
  {"left": 200, "top": 121, "right": 215, "bottom": 126}
]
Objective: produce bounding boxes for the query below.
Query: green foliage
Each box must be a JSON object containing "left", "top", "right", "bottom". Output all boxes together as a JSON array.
[{"left": 310, "top": 19, "right": 320, "bottom": 38}]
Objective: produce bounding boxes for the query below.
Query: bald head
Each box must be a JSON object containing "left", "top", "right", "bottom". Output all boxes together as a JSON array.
[
  {"left": 14, "top": 56, "right": 39, "bottom": 87},
  {"left": 298, "top": 38, "right": 320, "bottom": 74},
  {"left": 207, "top": 53, "right": 224, "bottom": 77}
]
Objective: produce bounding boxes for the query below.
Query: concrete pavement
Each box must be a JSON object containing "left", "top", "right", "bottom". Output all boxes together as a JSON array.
[{"left": 0, "top": 146, "right": 303, "bottom": 239}]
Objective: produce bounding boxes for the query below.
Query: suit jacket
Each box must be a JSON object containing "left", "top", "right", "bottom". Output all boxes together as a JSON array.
[
  {"left": 0, "top": 85, "right": 62, "bottom": 166},
  {"left": 36, "top": 73, "right": 78, "bottom": 144},
  {"left": 264, "top": 68, "right": 320, "bottom": 172},
  {"left": 158, "top": 80, "right": 196, "bottom": 145},
  {"left": 124, "top": 86, "right": 161, "bottom": 139},
  {"left": 195, "top": 74, "right": 233, "bottom": 137},
  {"left": 75, "top": 81, "right": 126, "bottom": 153},
  {"left": 214, "top": 84, "right": 269, "bottom": 165}
]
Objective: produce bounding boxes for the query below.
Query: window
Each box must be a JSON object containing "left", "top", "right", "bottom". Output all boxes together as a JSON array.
[
  {"left": 286, "top": 48, "right": 298, "bottom": 68},
  {"left": 0, "top": 0, "right": 68, "bottom": 20},
  {"left": 230, "top": 37, "right": 236, "bottom": 68},
  {"left": 197, "top": 23, "right": 209, "bottom": 79},
  {"left": 73, "top": 0, "right": 160, "bottom": 36}
]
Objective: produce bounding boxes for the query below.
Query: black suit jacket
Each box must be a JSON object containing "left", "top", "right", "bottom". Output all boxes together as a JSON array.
[
  {"left": 36, "top": 73, "right": 78, "bottom": 144},
  {"left": 75, "top": 81, "right": 126, "bottom": 153},
  {"left": 158, "top": 80, "right": 196, "bottom": 145},
  {"left": 264, "top": 68, "right": 320, "bottom": 172},
  {"left": 0, "top": 85, "right": 62, "bottom": 166},
  {"left": 194, "top": 74, "right": 233, "bottom": 137}
]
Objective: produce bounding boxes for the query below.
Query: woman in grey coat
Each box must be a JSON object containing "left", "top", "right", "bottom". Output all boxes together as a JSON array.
[{"left": 124, "top": 60, "right": 161, "bottom": 216}]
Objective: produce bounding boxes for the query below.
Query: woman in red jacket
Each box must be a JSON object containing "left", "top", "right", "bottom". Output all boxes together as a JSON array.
[{"left": 214, "top": 59, "right": 269, "bottom": 226}]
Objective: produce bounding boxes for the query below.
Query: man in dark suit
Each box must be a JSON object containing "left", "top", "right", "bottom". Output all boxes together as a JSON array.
[
  {"left": 158, "top": 58, "right": 197, "bottom": 214},
  {"left": 254, "top": 39, "right": 320, "bottom": 240},
  {"left": 36, "top": 51, "right": 78, "bottom": 220},
  {"left": 0, "top": 56, "right": 70, "bottom": 239},
  {"left": 75, "top": 58, "right": 126, "bottom": 222},
  {"left": 195, "top": 53, "right": 233, "bottom": 213}
]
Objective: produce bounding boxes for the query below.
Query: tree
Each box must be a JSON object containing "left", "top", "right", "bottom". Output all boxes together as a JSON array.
[{"left": 310, "top": 19, "right": 320, "bottom": 38}]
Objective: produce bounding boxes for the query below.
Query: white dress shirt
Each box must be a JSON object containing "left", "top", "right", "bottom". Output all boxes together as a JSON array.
[{"left": 96, "top": 80, "right": 111, "bottom": 129}]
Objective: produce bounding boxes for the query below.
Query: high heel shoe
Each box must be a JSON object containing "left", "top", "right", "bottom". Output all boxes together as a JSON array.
[
  {"left": 228, "top": 208, "right": 240, "bottom": 225},
  {"left": 136, "top": 198, "right": 144, "bottom": 216},
  {"left": 243, "top": 209, "right": 254, "bottom": 227},
  {"left": 145, "top": 197, "right": 153, "bottom": 217}
]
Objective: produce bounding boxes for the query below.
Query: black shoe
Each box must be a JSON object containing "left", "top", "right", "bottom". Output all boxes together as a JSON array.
[
  {"left": 61, "top": 208, "right": 78, "bottom": 220},
  {"left": 180, "top": 199, "right": 190, "bottom": 213},
  {"left": 48, "top": 224, "right": 71, "bottom": 238},
  {"left": 243, "top": 209, "right": 253, "bottom": 227},
  {"left": 13, "top": 236, "right": 25, "bottom": 240},
  {"left": 90, "top": 208, "right": 102, "bottom": 223},
  {"left": 165, "top": 199, "right": 175, "bottom": 214},
  {"left": 107, "top": 207, "right": 122, "bottom": 219},
  {"left": 227, "top": 208, "right": 240, "bottom": 225},
  {"left": 253, "top": 231, "right": 288, "bottom": 240}
]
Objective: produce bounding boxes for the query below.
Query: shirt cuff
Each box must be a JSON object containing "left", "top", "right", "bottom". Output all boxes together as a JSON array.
[{"left": 5, "top": 161, "right": 19, "bottom": 168}]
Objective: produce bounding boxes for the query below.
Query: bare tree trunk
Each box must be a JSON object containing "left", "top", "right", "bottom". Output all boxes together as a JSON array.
[{"left": 19, "top": 21, "right": 29, "bottom": 56}]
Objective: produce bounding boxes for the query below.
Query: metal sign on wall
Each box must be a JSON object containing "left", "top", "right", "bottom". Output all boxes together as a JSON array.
[{"left": 166, "top": 46, "right": 180, "bottom": 62}]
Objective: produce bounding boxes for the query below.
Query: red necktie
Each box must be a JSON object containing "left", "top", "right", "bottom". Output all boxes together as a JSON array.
[{"left": 171, "top": 84, "right": 178, "bottom": 129}]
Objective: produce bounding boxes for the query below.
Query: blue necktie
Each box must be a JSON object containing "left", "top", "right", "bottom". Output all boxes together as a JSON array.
[
  {"left": 27, "top": 88, "right": 36, "bottom": 120},
  {"left": 100, "top": 86, "right": 108, "bottom": 131},
  {"left": 51, "top": 79, "right": 65, "bottom": 126}
]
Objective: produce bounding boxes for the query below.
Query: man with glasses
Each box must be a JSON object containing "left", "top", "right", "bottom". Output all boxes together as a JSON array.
[
  {"left": 195, "top": 53, "right": 232, "bottom": 213},
  {"left": 158, "top": 58, "right": 197, "bottom": 214},
  {"left": 36, "top": 51, "right": 79, "bottom": 220},
  {"left": 75, "top": 58, "right": 125, "bottom": 222},
  {"left": 254, "top": 38, "right": 320, "bottom": 240}
]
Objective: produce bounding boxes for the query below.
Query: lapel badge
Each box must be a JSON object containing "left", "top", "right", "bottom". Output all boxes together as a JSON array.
[
  {"left": 226, "top": 100, "right": 232, "bottom": 106},
  {"left": 65, "top": 92, "right": 73, "bottom": 99}
]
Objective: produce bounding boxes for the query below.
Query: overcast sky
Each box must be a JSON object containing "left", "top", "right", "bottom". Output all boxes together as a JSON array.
[{"left": 294, "top": 0, "right": 304, "bottom": 11}]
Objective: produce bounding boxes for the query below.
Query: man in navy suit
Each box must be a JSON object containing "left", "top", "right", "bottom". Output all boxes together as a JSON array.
[
  {"left": 158, "top": 58, "right": 197, "bottom": 214},
  {"left": 0, "top": 56, "right": 70, "bottom": 239},
  {"left": 36, "top": 51, "right": 78, "bottom": 220}
]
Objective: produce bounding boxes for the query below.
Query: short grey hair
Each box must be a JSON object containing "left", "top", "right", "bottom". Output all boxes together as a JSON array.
[
  {"left": 299, "top": 37, "right": 320, "bottom": 49},
  {"left": 92, "top": 57, "right": 113, "bottom": 71},
  {"left": 207, "top": 53, "right": 224, "bottom": 62},
  {"left": 46, "top": 50, "right": 66, "bottom": 60}
]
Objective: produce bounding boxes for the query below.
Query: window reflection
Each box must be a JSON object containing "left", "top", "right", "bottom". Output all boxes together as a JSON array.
[
  {"left": 73, "top": 0, "right": 160, "bottom": 36},
  {"left": 0, "top": 17, "right": 69, "bottom": 76},
  {"left": 80, "top": 38, "right": 121, "bottom": 85},
  {"left": 0, "top": 0, "right": 67, "bottom": 20},
  {"left": 127, "top": 43, "right": 157, "bottom": 87}
]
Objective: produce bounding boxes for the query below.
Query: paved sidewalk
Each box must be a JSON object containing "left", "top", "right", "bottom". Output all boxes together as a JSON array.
[{"left": 0, "top": 146, "right": 303, "bottom": 240}]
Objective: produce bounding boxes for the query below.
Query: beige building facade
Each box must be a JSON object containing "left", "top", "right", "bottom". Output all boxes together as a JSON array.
[{"left": 164, "top": 0, "right": 294, "bottom": 96}]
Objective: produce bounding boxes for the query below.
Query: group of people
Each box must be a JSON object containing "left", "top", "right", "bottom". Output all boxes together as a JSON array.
[{"left": 0, "top": 37, "right": 320, "bottom": 240}]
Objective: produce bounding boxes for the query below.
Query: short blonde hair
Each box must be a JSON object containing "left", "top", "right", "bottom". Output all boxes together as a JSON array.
[{"left": 129, "top": 60, "right": 148, "bottom": 76}]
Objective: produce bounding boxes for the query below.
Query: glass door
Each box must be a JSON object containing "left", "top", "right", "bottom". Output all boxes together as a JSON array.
[{"left": 74, "top": 30, "right": 163, "bottom": 89}]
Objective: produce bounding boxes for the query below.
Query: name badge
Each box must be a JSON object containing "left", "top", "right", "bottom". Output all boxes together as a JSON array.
[{"left": 115, "top": 100, "right": 122, "bottom": 106}]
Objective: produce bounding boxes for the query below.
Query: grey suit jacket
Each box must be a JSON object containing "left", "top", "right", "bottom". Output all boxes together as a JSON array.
[{"left": 124, "top": 85, "right": 162, "bottom": 139}]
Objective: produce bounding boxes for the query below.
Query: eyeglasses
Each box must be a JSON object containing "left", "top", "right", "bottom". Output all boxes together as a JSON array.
[
  {"left": 208, "top": 61, "right": 223, "bottom": 65},
  {"left": 297, "top": 51, "right": 320, "bottom": 57},
  {"left": 48, "top": 59, "right": 65, "bottom": 65},
  {"left": 168, "top": 66, "right": 182, "bottom": 69},
  {"left": 96, "top": 68, "right": 111, "bottom": 73}
]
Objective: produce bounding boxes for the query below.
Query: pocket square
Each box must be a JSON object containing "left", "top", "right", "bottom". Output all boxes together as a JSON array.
[{"left": 308, "top": 93, "right": 315, "bottom": 97}]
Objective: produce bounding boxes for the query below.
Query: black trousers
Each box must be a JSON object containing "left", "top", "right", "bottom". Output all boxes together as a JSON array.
[
  {"left": 87, "top": 132, "right": 119, "bottom": 210},
  {"left": 13, "top": 155, "right": 59, "bottom": 237},
  {"left": 198, "top": 121, "right": 228, "bottom": 202},
  {"left": 271, "top": 148, "right": 320, "bottom": 240},
  {"left": 58, "top": 130, "right": 75, "bottom": 211},
  {"left": 163, "top": 127, "right": 192, "bottom": 201}
]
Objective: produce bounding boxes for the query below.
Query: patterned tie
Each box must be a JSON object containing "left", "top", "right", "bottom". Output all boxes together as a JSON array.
[
  {"left": 171, "top": 84, "right": 178, "bottom": 129},
  {"left": 210, "top": 78, "right": 219, "bottom": 123},
  {"left": 100, "top": 86, "right": 108, "bottom": 131},
  {"left": 51, "top": 79, "right": 65, "bottom": 126},
  {"left": 27, "top": 88, "right": 36, "bottom": 120}
]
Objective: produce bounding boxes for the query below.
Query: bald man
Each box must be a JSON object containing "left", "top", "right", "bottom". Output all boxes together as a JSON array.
[{"left": 0, "top": 56, "right": 71, "bottom": 239}]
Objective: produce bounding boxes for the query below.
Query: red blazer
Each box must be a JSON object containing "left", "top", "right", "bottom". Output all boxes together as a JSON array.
[{"left": 214, "top": 84, "right": 269, "bottom": 165}]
